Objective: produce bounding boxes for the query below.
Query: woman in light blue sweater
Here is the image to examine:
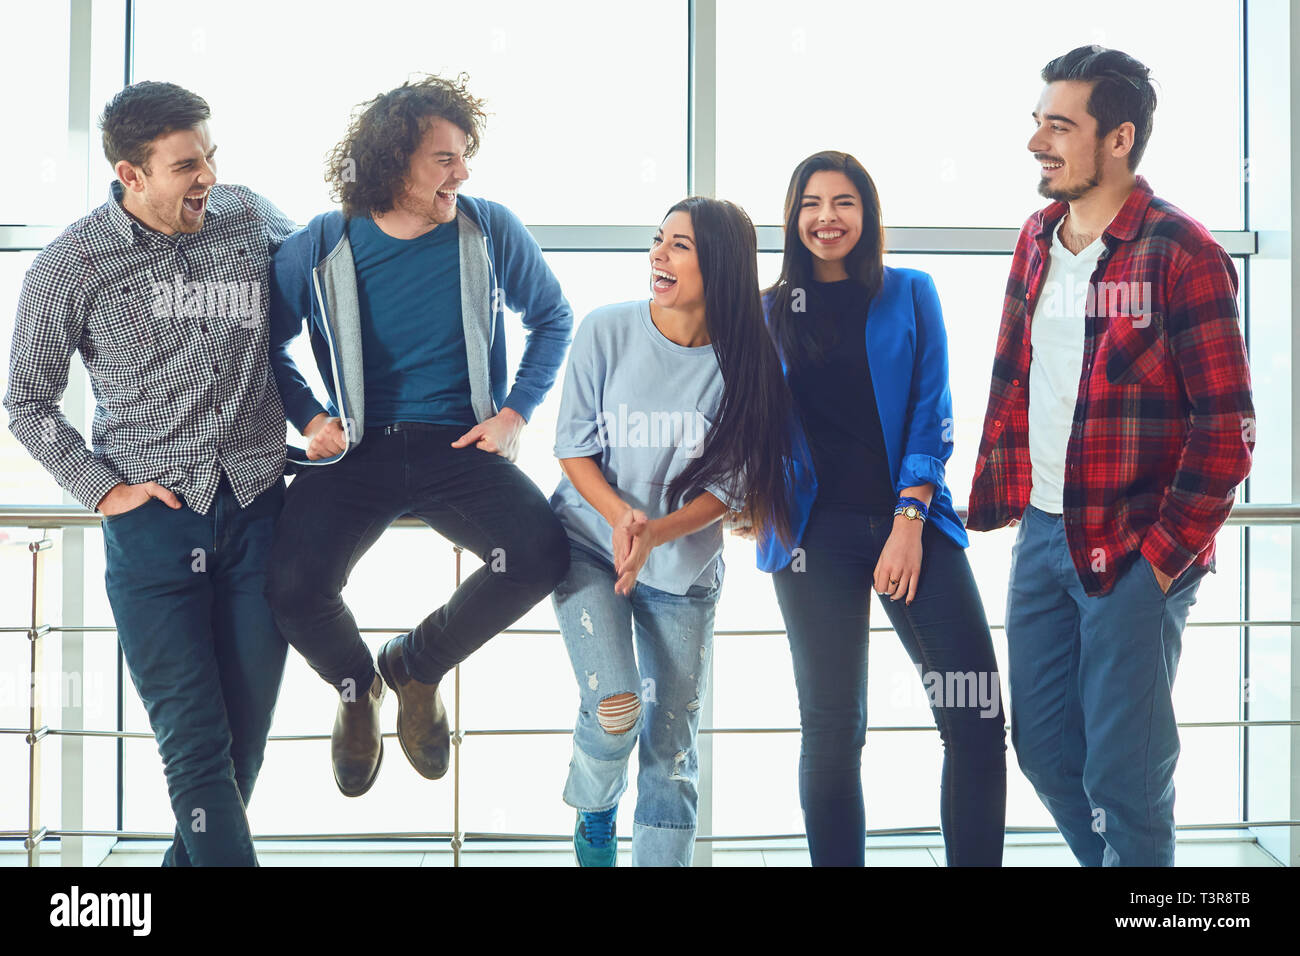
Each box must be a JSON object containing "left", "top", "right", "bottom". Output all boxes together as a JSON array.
[{"left": 549, "top": 197, "right": 794, "bottom": 866}]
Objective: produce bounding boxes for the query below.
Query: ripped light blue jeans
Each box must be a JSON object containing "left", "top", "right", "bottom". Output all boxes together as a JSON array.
[{"left": 553, "top": 543, "right": 720, "bottom": 866}]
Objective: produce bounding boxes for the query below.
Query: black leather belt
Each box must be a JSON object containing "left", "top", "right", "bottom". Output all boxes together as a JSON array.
[{"left": 373, "top": 421, "right": 470, "bottom": 436}]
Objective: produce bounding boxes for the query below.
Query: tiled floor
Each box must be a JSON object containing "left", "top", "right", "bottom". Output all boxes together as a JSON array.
[{"left": 3, "top": 833, "right": 1284, "bottom": 867}]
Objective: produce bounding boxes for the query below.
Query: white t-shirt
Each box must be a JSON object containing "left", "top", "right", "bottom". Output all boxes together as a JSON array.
[{"left": 1028, "top": 220, "right": 1106, "bottom": 514}]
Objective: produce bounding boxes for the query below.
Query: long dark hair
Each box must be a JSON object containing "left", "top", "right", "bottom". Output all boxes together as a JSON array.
[
  {"left": 662, "top": 197, "right": 796, "bottom": 548},
  {"left": 765, "top": 151, "right": 885, "bottom": 370}
]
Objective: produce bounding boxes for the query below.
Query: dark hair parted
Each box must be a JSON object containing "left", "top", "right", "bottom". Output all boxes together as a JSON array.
[
  {"left": 327, "top": 73, "right": 487, "bottom": 219},
  {"left": 98, "top": 81, "right": 210, "bottom": 172},
  {"left": 661, "top": 197, "right": 796, "bottom": 548},
  {"left": 1042, "top": 45, "right": 1158, "bottom": 170},
  {"left": 764, "top": 151, "right": 885, "bottom": 371}
]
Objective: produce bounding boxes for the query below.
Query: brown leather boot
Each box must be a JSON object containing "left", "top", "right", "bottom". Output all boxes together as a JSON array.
[
  {"left": 377, "top": 636, "right": 450, "bottom": 780},
  {"left": 331, "top": 673, "right": 386, "bottom": 797}
]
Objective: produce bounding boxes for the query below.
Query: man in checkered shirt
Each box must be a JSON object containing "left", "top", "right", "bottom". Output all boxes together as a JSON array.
[{"left": 4, "top": 81, "right": 296, "bottom": 866}]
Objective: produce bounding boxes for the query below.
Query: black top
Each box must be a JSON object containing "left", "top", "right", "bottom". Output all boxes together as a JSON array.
[{"left": 785, "top": 278, "right": 897, "bottom": 514}]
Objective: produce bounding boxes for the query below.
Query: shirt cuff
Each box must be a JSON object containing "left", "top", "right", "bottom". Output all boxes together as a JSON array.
[
  {"left": 554, "top": 442, "right": 604, "bottom": 459},
  {"left": 704, "top": 480, "right": 744, "bottom": 513},
  {"left": 500, "top": 402, "right": 530, "bottom": 423},
  {"left": 286, "top": 394, "right": 330, "bottom": 436},
  {"left": 897, "top": 453, "right": 947, "bottom": 498},
  {"left": 502, "top": 389, "right": 541, "bottom": 423},
  {"left": 71, "top": 461, "right": 127, "bottom": 513},
  {"left": 1140, "top": 523, "right": 1199, "bottom": 581}
]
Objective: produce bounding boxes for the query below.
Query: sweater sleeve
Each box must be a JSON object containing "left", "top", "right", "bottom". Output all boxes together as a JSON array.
[
  {"left": 267, "top": 229, "right": 329, "bottom": 433},
  {"left": 490, "top": 202, "right": 573, "bottom": 421},
  {"left": 552, "top": 315, "right": 605, "bottom": 459}
]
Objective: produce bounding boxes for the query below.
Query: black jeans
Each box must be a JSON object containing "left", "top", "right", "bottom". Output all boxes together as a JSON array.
[
  {"left": 265, "top": 424, "right": 569, "bottom": 691},
  {"left": 772, "top": 505, "right": 1007, "bottom": 866}
]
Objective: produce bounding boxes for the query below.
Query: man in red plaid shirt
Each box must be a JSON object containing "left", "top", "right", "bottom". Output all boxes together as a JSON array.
[{"left": 967, "top": 46, "right": 1254, "bottom": 866}]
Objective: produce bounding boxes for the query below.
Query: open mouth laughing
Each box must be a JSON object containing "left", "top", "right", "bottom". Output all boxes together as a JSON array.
[
  {"left": 182, "top": 189, "right": 209, "bottom": 216},
  {"left": 651, "top": 266, "right": 677, "bottom": 293}
]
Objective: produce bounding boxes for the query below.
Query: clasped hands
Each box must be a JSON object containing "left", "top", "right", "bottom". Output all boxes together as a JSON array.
[{"left": 611, "top": 506, "right": 661, "bottom": 596}]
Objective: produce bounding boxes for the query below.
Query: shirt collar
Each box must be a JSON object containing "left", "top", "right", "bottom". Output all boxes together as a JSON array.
[
  {"left": 1102, "top": 175, "right": 1154, "bottom": 242},
  {"left": 106, "top": 179, "right": 220, "bottom": 246},
  {"left": 1034, "top": 175, "right": 1154, "bottom": 250}
]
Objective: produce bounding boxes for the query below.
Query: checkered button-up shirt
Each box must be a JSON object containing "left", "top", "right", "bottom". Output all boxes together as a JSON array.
[
  {"left": 4, "top": 181, "right": 297, "bottom": 515},
  {"left": 967, "top": 176, "right": 1255, "bottom": 596}
]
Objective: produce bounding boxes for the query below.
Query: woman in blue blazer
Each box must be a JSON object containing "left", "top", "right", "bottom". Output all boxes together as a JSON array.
[{"left": 753, "top": 151, "right": 1006, "bottom": 866}]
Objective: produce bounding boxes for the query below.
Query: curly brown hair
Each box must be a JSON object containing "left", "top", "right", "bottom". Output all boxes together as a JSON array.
[{"left": 326, "top": 73, "right": 488, "bottom": 219}]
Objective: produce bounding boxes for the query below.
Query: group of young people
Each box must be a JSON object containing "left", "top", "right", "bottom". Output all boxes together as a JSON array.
[{"left": 5, "top": 44, "right": 1255, "bottom": 868}]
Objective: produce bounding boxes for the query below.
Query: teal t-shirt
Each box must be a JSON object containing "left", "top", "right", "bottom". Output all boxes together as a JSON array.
[
  {"left": 348, "top": 215, "right": 476, "bottom": 428},
  {"left": 550, "top": 299, "right": 742, "bottom": 595}
]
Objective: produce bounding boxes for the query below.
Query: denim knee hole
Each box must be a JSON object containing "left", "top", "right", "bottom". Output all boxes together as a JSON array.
[{"left": 596, "top": 692, "right": 640, "bottom": 735}]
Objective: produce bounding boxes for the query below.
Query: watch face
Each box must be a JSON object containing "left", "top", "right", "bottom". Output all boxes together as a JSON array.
[{"left": 905, "top": 506, "right": 919, "bottom": 519}]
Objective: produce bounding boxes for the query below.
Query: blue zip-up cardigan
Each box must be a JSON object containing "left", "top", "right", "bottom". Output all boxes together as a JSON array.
[
  {"left": 757, "top": 266, "right": 968, "bottom": 572},
  {"left": 267, "top": 194, "right": 573, "bottom": 467}
]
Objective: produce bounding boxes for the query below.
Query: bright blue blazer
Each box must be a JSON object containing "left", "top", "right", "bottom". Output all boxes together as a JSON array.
[{"left": 757, "top": 266, "right": 969, "bottom": 572}]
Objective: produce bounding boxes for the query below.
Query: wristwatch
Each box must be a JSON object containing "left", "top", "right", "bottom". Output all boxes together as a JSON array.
[{"left": 894, "top": 497, "right": 929, "bottom": 522}]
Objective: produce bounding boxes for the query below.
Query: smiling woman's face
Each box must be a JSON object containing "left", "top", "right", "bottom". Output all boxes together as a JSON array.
[
  {"left": 649, "top": 209, "right": 704, "bottom": 310},
  {"left": 796, "top": 170, "right": 863, "bottom": 276}
]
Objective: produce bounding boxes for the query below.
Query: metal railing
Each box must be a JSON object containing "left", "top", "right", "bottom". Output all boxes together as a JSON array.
[{"left": 2, "top": 502, "right": 1298, "bottom": 866}]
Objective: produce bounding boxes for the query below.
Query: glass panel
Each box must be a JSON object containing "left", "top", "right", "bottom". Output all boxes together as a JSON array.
[
  {"left": 132, "top": 0, "right": 689, "bottom": 225},
  {"left": 458, "top": 734, "right": 591, "bottom": 837},
  {"left": 717, "top": 0, "right": 1243, "bottom": 230},
  {"left": 0, "top": 3, "right": 72, "bottom": 224}
]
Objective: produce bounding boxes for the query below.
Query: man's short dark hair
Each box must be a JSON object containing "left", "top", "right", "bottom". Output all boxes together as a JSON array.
[
  {"left": 1042, "top": 45, "right": 1158, "bottom": 170},
  {"left": 99, "top": 81, "right": 210, "bottom": 172}
]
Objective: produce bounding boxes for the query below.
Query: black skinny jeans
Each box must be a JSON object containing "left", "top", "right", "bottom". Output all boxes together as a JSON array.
[
  {"left": 773, "top": 505, "right": 1007, "bottom": 866},
  {"left": 265, "top": 424, "right": 570, "bottom": 691}
]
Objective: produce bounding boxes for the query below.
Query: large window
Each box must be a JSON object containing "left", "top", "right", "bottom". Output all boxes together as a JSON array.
[{"left": 0, "top": 0, "right": 1280, "bottom": 860}]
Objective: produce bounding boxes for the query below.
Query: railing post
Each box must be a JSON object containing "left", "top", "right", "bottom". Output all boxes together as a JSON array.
[
  {"left": 26, "top": 538, "right": 52, "bottom": 866},
  {"left": 1243, "top": 0, "right": 1300, "bottom": 866},
  {"left": 452, "top": 545, "right": 463, "bottom": 867},
  {"left": 57, "top": 0, "right": 98, "bottom": 870},
  {"left": 688, "top": 0, "right": 718, "bottom": 867}
]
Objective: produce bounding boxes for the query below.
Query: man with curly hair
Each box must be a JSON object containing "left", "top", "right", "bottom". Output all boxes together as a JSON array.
[{"left": 265, "top": 74, "right": 573, "bottom": 795}]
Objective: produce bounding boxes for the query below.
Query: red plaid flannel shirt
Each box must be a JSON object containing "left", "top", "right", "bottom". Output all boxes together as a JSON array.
[{"left": 967, "top": 176, "right": 1255, "bottom": 596}]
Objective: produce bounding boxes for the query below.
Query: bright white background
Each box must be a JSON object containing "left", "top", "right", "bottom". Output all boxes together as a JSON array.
[{"left": 0, "top": 0, "right": 1253, "bottom": 846}]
